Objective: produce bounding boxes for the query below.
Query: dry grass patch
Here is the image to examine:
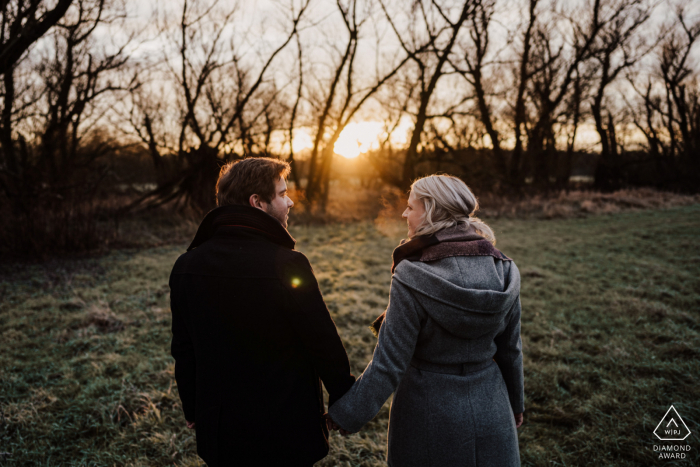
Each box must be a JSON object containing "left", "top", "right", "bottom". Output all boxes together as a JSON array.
[
  {"left": 0, "top": 204, "right": 699, "bottom": 466},
  {"left": 478, "top": 187, "right": 700, "bottom": 218}
]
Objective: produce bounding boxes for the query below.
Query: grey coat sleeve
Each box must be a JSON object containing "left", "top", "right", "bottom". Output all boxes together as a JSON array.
[
  {"left": 328, "top": 276, "right": 423, "bottom": 433},
  {"left": 493, "top": 295, "right": 524, "bottom": 414}
]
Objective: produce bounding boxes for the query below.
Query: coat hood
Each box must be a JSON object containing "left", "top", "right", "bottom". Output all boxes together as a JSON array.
[{"left": 392, "top": 258, "right": 520, "bottom": 339}]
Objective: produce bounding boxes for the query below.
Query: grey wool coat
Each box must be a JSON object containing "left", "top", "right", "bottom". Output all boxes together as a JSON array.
[{"left": 328, "top": 253, "right": 524, "bottom": 467}]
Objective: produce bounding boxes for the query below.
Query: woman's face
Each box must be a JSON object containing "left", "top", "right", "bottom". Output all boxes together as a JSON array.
[{"left": 402, "top": 190, "right": 426, "bottom": 238}]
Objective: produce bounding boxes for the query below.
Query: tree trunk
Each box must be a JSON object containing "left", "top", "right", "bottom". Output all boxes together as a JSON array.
[
  {"left": 1, "top": 67, "right": 17, "bottom": 182},
  {"left": 510, "top": 0, "right": 538, "bottom": 188},
  {"left": 402, "top": 99, "right": 429, "bottom": 190},
  {"left": 528, "top": 115, "right": 549, "bottom": 188},
  {"left": 472, "top": 66, "right": 507, "bottom": 179},
  {"left": 183, "top": 145, "right": 222, "bottom": 212}
]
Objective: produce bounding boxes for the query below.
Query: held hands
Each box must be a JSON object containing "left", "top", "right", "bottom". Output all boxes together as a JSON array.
[
  {"left": 322, "top": 413, "right": 353, "bottom": 437},
  {"left": 186, "top": 421, "right": 196, "bottom": 429}
]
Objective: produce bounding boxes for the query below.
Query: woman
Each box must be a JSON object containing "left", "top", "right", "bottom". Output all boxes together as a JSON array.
[{"left": 326, "top": 175, "right": 523, "bottom": 466}]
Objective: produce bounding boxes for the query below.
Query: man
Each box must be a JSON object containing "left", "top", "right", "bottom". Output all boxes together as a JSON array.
[{"left": 169, "top": 157, "right": 355, "bottom": 466}]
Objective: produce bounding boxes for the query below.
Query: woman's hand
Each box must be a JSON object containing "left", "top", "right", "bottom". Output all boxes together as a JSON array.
[
  {"left": 322, "top": 413, "right": 352, "bottom": 436},
  {"left": 514, "top": 413, "right": 523, "bottom": 428}
]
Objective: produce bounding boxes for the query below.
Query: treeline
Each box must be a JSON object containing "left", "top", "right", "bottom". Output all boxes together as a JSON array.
[{"left": 0, "top": 0, "right": 699, "bottom": 256}]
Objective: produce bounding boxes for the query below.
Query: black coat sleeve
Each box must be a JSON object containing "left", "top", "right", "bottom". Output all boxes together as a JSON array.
[
  {"left": 279, "top": 252, "right": 355, "bottom": 406},
  {"left": 170, "top": 274, "right": 197, "bottom": 422}
]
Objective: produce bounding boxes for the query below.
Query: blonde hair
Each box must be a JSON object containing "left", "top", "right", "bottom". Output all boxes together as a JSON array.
[{"left": 410, "top": 175, "right": 495, "bottom": 244}]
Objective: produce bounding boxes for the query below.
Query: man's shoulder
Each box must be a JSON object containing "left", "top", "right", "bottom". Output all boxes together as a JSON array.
[
  {"left": 170, "top": 239, "right": 312, "bottom": 279},
  {"left": 171, "top": 250, "right": 193, "bottom": 275},
  {"left": 285, "top": 249, "right": 312, "bottom": 267},
  {"left": 274, "top": 249, "right": 314, "bottom": 278}
]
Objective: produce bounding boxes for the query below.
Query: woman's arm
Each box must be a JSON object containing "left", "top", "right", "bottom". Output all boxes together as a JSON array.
[
  {"left": 328, "top": 277, "right": 423, "bottom": 433},
  {"left": 494, "top": 295, "right": 525, "bottom": 416}
]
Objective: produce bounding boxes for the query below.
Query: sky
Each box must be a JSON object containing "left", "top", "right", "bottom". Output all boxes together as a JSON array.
[{"left": 74, "top": 0, "right": 700, "bottom": 158}]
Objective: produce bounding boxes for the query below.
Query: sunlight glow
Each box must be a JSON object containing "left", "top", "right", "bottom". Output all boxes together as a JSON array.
[
  {"left": 333, "top": 122, "right": 385, "bottom": 158},
  {"left": 291, "top": 130, "right": 313, "bottom": 153},
  {"left": 287, "top": 118, "right": 414, "bottom": 158}
]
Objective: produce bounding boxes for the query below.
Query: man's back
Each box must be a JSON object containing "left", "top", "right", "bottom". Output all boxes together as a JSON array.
[{"left": 170, "top": 205, "right": 354, "bottom": 466}]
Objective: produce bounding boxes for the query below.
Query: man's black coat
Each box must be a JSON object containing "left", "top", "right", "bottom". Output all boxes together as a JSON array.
[{"left": 169, "top": 205, "right": 355, "bottom": 466}]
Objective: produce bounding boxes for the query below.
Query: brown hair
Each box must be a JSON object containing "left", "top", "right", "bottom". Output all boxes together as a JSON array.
[{"left": 216, "top": 157, "right": 291, "bottom": 207}]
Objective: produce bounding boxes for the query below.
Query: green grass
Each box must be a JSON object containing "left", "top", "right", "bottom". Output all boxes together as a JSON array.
[{"left": 1, "top": 205, "right": 699, "bottom": 466}]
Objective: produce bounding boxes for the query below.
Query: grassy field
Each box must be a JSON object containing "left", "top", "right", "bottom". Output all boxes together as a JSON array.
[{"left": 1, "top": 205, "right": 699, "bottom": 466}]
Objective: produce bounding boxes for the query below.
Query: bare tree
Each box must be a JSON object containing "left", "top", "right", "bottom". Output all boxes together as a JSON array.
[
  {"left": 508, "top": 0, "right": 539, "bottom": 186},
  {"left": 1, "top": 0, "right": 133, "bottom": 214},
  {"left": 590, "top": 0, "right": 653, "bottom": 189},
  {"left": 522, "top": 0, "right": 605, "bottom": 188},
  {"left": 41, "top": 0, "right": 134, "bottom": 181},
  {"left": 451, "top": 0, "right": 508, "bottom": 178},
  {"left": 0, "top": 0, "right": 74, "bottom": 75},
  {"left": 625, "top": 7, "right": 700, "bottom": 188},
  {"left": 304, "top": 0, "right": 364, "bottom": 203},
  {"left": 559, "top": 66, "right": 587, "bottom": 187},
  {"left": 302, "top": 0, "right": 411, "bottom": 207},
  {"left": 448, "top": 0, "right": 657, "bottom": 189},
  {"left": 368, "top": 76, "right": 417, "bottom": 186},
  {"left": 380, "top": 0, "right": 478, "bottom": 189},
  {"left": 286, "top": 32, "right": 303, "bottom": 188},
  {"left": 1, "top": 0, "right": 75, "bottom": 210},
  {"left": 0, "top": 0, "right": 138, "bottom": 255},
  {"left": 126, "top": 0, "right": 310, "bottom": 212},
  {"left": 659, "top": 9, "right": 700, "bottom": 167},
  {"left": 448, "top": 0, "right": 540, "bottom": 188}
]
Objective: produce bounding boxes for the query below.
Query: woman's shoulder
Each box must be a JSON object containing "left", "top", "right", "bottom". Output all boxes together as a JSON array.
[
  {"left": 394, "top": 255, "right": 518, "bottom": 293},
  {"left": 393, "top": 257, "right": 460, "bottom": 284}
]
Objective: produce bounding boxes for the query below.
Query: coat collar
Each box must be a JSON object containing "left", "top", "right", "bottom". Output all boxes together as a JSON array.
[
  {"left": 187, "top": 205, "right": 296, "bottom": 251},
  {"left": 375, "top": 224, "right": 511, "bottom": 337},
  {"left": 391, "top": 224, "right": 504, "bottom": 273}
]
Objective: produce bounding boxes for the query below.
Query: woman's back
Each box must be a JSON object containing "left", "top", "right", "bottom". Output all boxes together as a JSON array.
[
  {"left": 328, "top": 174, "right": 523, "bottom": 466},
  {"left": 329, "top": 252, "right": 523, "bottom": 466},
  {"left": 394, "top": 255, "right": 520, "bottom": 367}
]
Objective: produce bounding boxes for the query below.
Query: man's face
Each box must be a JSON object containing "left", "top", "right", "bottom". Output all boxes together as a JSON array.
[{"left": 261, "top": 177, "right": 294, "bottom": 228}]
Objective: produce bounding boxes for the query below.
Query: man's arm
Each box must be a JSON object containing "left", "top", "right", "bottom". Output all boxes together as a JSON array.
[
  {"left": 280, "top": 253, "right": 355, "bottom": 406},
  {"left": 170, "top": 275, "right": 197, "bottom": 425}
]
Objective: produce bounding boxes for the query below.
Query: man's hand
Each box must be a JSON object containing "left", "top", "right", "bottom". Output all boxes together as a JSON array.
[
  {"left": 514, "top": 413, "right": 523, "bottom": 428},
  {"left": 322, "top": 413, "right": 352, "bottom": 436},
  {"left": 186, "top": 421, "right": 196, "bottom": 429}
]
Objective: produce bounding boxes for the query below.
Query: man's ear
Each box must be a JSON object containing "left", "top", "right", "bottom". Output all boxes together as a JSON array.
[{"left": 249, "top": 194, "right": 264, "bottom": 210}]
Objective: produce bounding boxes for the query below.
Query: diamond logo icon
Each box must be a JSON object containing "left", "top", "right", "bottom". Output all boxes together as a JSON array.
[{"left": 654, "top": 406, "right": 691, "bottom": 441}]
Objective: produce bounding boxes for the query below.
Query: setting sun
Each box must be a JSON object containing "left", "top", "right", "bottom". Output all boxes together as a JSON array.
[
  {"left": 332, "top": 120, "right": 413, "bottom": 158},
  {"left": 333, "top": 122, "right": 384, "bottom": 158}
]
